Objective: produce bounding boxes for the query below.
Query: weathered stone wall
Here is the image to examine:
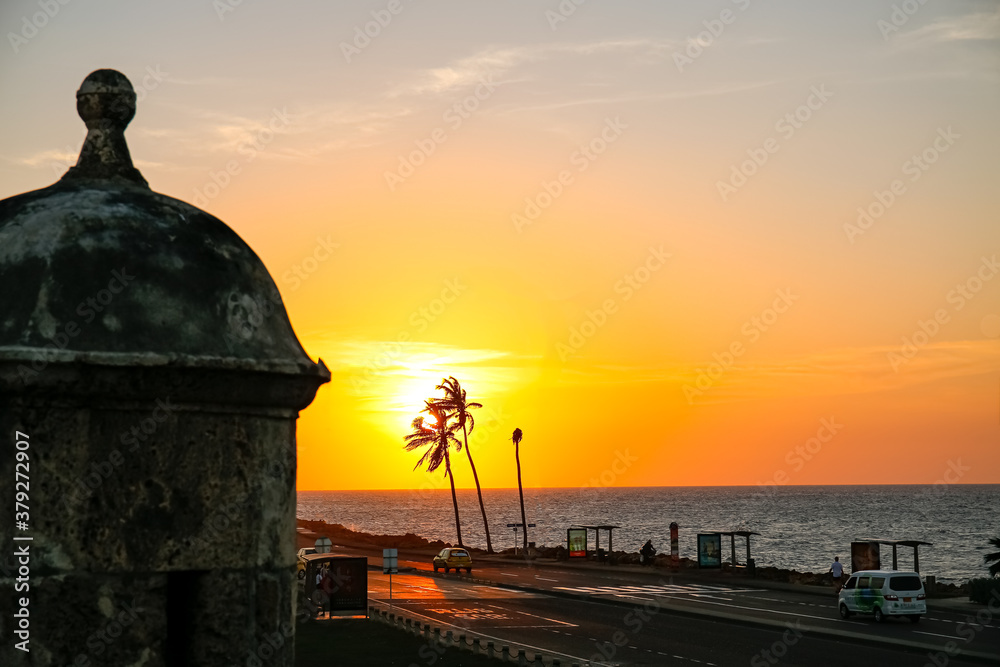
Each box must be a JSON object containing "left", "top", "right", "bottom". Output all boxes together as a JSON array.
[
  {"left": 0, "top": 69, "right": 328, "bottom": 665},
  {"left": 0, "top": 363, "right": 312, "bottom": 666}
]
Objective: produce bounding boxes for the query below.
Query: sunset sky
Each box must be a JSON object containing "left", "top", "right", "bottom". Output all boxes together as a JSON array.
[{"left": 2, "top": 0, "right": 998, "bottom": 490}]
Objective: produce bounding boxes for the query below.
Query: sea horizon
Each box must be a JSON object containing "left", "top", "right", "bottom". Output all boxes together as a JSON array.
[
  {"left": 298, "top": 482, "right": 1000, "bottom": 491},
  {"left": 298, "top": 485, "right": 997, "bottom": 584}
]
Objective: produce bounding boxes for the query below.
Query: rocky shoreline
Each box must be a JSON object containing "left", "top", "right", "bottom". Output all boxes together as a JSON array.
[{"left": 296, "top": 519, "right": 968, "bottom": 597}]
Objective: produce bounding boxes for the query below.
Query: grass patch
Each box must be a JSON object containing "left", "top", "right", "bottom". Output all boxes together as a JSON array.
[{"left": 295, "top": 617, "right": 501, "bottom": 667}]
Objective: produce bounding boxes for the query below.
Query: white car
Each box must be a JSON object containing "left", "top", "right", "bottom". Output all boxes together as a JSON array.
[{"left": 838, "top": 570, "right": 926, "bottom": 623}]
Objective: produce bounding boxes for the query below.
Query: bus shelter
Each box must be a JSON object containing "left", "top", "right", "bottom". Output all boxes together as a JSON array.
[
  {"left": 301, "top": 554, "right": 368, "bottom": 617},
  {"left": 854, "top": 538, "right": 932, "bottom": 573},
  {"left": 570, "top": 524, "right": 620, "bottom": 561},
  {"left": 708, "top": 530, "right": 761, "bottom": 571}
]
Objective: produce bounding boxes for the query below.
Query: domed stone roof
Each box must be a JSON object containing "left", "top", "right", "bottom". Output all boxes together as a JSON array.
[{"left": 0, "top": 70, "right": 327, "bottom": 379}]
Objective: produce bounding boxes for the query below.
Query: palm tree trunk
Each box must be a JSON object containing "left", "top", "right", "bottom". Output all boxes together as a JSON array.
[
  {"left": 444, "top": 448, "right": 463, "bottom": 547},
  {"left": 462, "top": 423, "right": 494, "bottom": 553},
  {"left": 516, "top": 442, "right": 527, "bottom": 551}
]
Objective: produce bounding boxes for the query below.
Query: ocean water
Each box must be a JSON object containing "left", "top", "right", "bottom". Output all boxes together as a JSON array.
[{"left": 297, "top": 485, "right": 998, "bottom": 584}]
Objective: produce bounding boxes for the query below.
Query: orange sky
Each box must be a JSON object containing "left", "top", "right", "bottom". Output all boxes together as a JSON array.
[{"left": 2, "top": 1, "right": 998, "bottom": 489}]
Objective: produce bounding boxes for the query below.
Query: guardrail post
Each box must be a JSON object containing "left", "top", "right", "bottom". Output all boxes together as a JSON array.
[
  {"left": 486, "top": 641, "right": 496, "bottom": 657},
  {"left": 517, "top": 648, "right": 527, "bottom": 665},
  {"left": 472, "top": 638, "right": 482, "bottom": 654},
  {"left": 501, "top": 645, "right": 510, "bottom": 661}
]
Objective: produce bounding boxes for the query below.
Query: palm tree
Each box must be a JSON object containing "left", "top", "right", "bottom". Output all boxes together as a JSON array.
[
  {"left": 512, "top": 427, "right": 527, "bottom": 552},
  {"left": 985, "top": 536, "right": 1000, "bottom": 577},
  {"left": 434, "top": 377, "right": 493, "bottom": 553},
  {"left": 404, "top": 401, "right": 464, "bottom": 547}
]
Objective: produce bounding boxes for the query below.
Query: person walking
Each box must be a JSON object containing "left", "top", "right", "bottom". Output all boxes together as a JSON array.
[{"left": 829, "top": 556, "right": 845, "bottom": 594}]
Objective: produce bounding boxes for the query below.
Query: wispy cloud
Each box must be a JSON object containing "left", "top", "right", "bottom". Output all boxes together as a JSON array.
[
  {"left": 313, "top": 338, "right": 539, "bottom": 413},
  {"left": 389, "top": 39, "right": 679, "bottom": 97},
  {"left": 895, "top": 8, "right": 1000, "bottom": 47}
]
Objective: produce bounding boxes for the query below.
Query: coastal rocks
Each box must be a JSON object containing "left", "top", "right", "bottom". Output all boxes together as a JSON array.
[{"left": 299, "top": 520, "right": 454, "bottom": 551}]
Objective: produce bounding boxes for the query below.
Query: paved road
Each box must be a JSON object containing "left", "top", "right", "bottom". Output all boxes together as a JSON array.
[
  {"left": 300, "top": 534, "right": 999, "bottom": 664},
  {"left": 368, "top": 572, "right": 993, "bottom": 666}
]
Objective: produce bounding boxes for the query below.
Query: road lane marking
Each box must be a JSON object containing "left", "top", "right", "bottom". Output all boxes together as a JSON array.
[
  {"left": 651, "top": 595, "right": 840, "bottom": 623},
  {"left": 614, "top": 595, "right": 656, "bottom": 601},
  {"left": 368, "top": 602, "right": 613, "bottom": 666},
  {"left": 913, "top": 630, "right": 962, "bottom": 640},
  {"left": 690, "top": 594, "right": 733, "bottom": 601},
  {"left": 515, "top": 610, "right": 578, "bottom": 627},
  {"left": 555, "top": 583, "right": 764, "bottom": 596},
  {"left": 500, "top": 572, "right": 519, "bottom": 577},
  {"left": 535, "top": 576, "right": 558, "bottom": 581}
]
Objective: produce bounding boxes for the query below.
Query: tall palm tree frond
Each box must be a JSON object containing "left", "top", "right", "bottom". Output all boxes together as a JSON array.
[
  {"left": 403, "top": 398, "right": 465, "bottom": 546},
  {"left": 434, "top": 377, "right": 493, "bottom": 553}
]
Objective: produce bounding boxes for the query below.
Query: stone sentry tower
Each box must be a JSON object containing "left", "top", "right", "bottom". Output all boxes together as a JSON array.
[{"left": 0, "top": 70, "right": 329, "bottom": 665}]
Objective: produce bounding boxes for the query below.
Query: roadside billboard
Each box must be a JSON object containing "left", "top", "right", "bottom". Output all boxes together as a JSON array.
[
  {"left": 851, "top": 541, "right": 881, "bottom": 573},
  {"left": 303, "top": 555, "right": 368, "bottom": 614},
  {"left": 567, "top": 528, "right": 587, "bottom": 558},
  {"left": 697, "top": 533, "right": 722, "bottom": 568}
]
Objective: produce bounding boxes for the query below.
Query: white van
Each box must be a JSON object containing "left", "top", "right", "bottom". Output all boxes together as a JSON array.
[{"left": 838, "top": 570, "right": 926, "bottom": 623}]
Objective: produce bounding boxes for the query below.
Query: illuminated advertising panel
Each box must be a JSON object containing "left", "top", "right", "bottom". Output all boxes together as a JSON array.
[
  {"left": 305, "top": 555, "right": 368, "bottom": 614},
  {"left": 567, "top": 528, "right": 587, "bottom": 558},
  {"left": 697, "top": 533, "right": 722, "bottom": 568},
  {"left": 851, "top": 542, "right": 880, "bottom": 574}
]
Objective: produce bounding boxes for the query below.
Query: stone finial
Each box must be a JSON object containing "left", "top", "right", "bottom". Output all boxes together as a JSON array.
[{"left": 61, "top": 68, "right": 148, "bottom": 186}]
